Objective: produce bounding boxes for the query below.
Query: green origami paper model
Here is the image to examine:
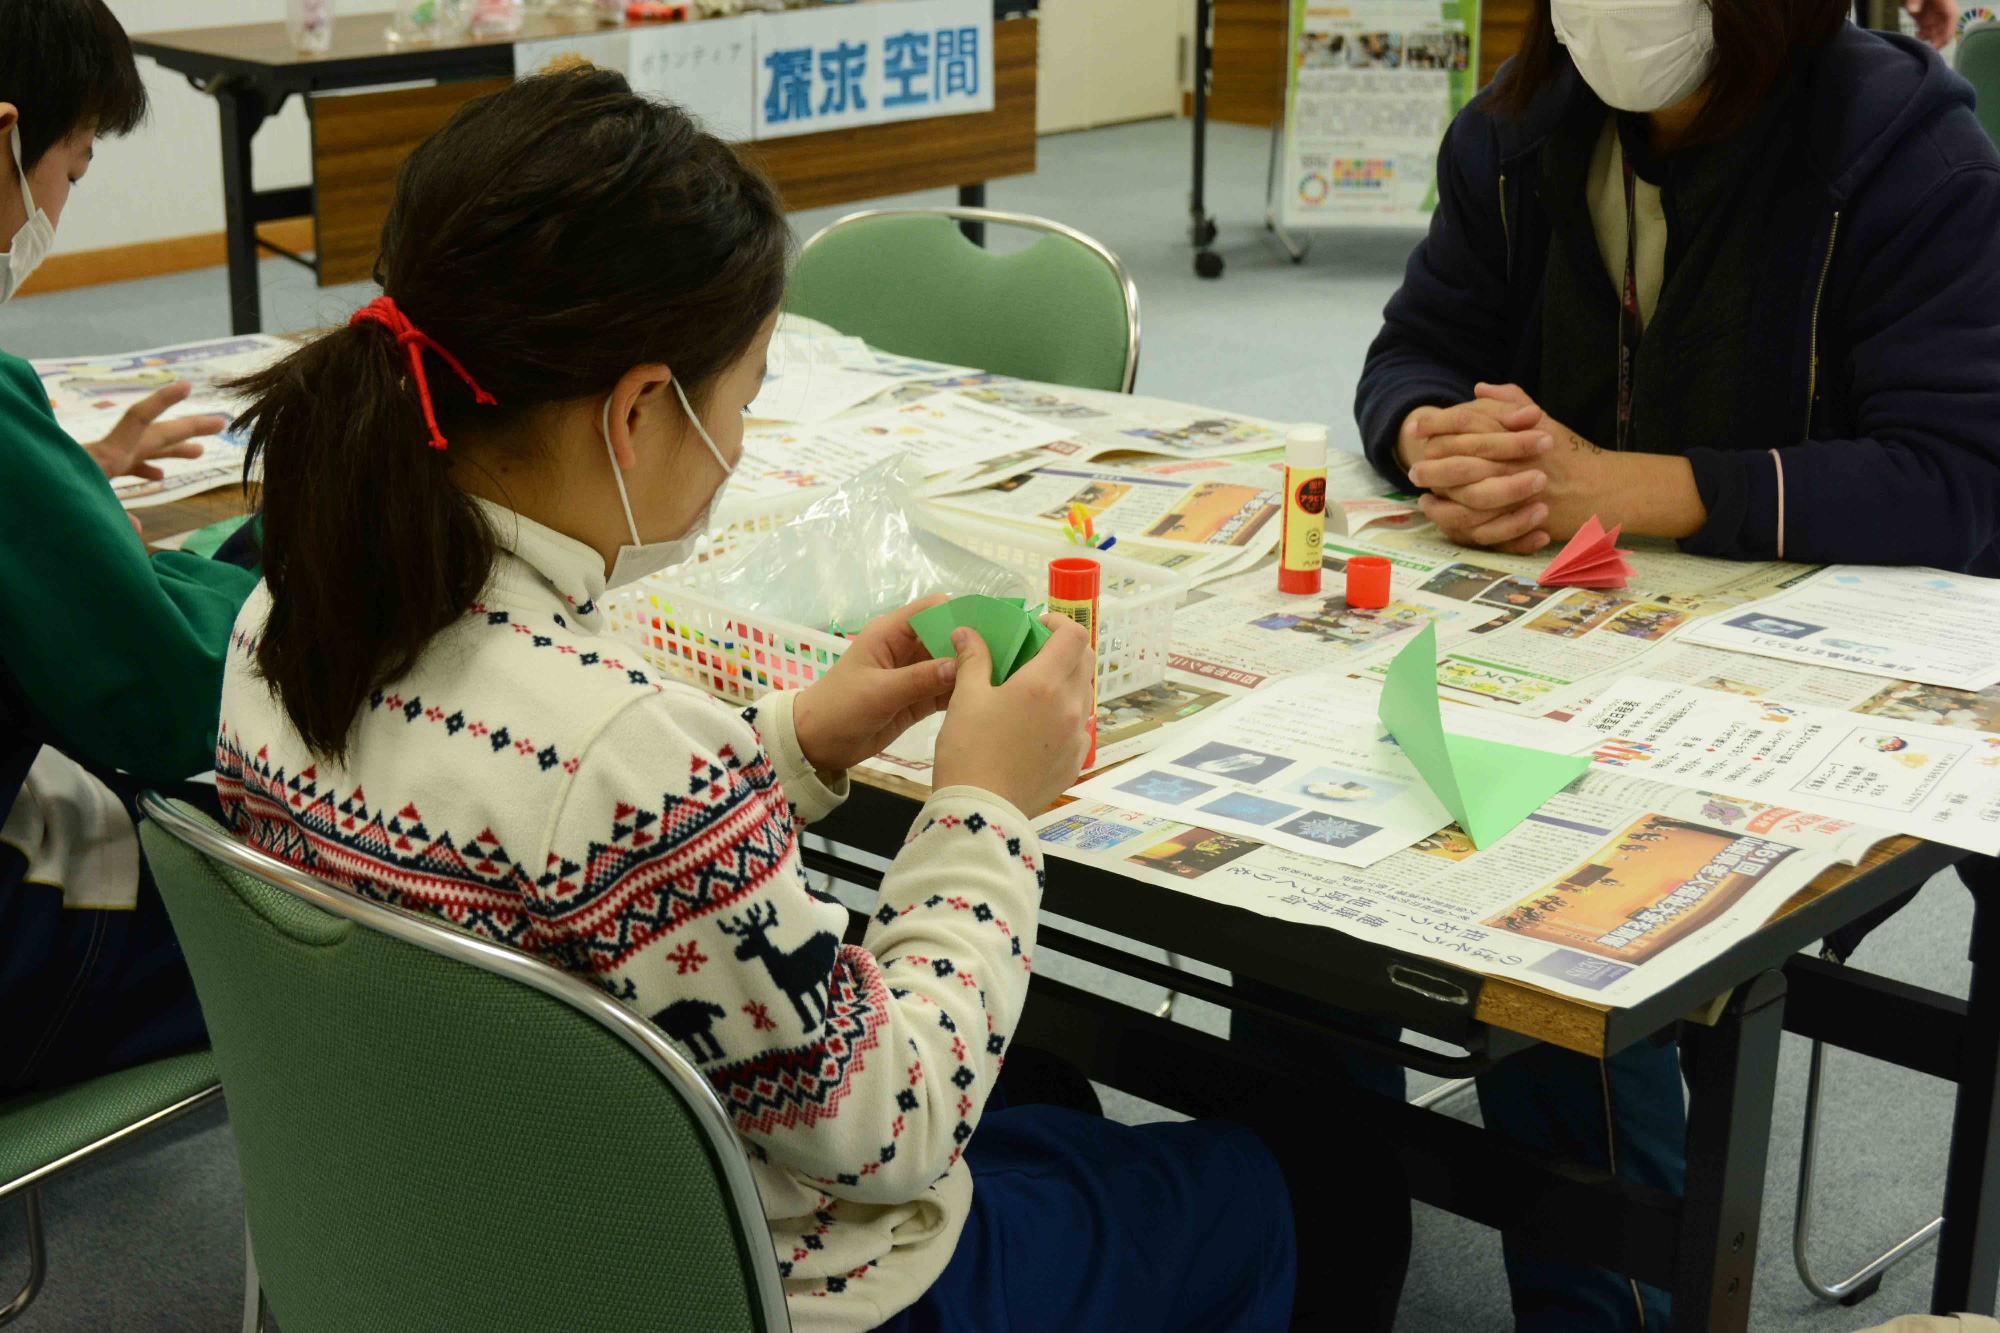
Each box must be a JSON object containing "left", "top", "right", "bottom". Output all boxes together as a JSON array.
[
  {"left": 1378, "top": 623, "right": 1589, "bottom": 849},
  {"left": 909, "top": 595, "right": 1052, "bottom": 686}
]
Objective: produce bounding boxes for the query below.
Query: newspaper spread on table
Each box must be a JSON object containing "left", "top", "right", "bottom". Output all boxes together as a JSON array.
[
  {"left": 1566, "top": 678, "right": 2000, "bottom": 856},
  {"left": 1035, "top": 768, "right": 1888, "bottom": 1006},
  {"left": 30, "top": 334, "right": 289, "bottom": 508},
  {"left": 569, "top": 329, "right": 1993, "bottom": 1012},
  {"left": 1679, "top": 565, "right": 2000, "bottom": 690}
]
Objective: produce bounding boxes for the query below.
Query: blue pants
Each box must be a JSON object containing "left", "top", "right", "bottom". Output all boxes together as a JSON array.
[
  {"left": 1232, "top": 995, "right": 1686, "bottom": 1331},
  {"left": 875, "top": 1105, "right": 1298, "bottom": 1332},
  {"left": 0, "top": 780, "right": 208, "bottom": 1094}
]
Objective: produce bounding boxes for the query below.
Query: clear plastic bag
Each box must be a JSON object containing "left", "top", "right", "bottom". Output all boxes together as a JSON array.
[{"left": 694, "top": 455, "right": 1033, "bottom": 633}]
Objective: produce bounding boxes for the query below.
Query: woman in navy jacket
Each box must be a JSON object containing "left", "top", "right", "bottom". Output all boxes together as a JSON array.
[
  {"left": 1358, "top": 1, "right": 2000, "bottom": 573},
  {"left": 1332, "top": 2, "right": 2000, "bottom": 1328}
]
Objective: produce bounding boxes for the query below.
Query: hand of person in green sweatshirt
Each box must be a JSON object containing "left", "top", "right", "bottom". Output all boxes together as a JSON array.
[{"left": 84, "top": 380, "right": 226, "bottom": 481}]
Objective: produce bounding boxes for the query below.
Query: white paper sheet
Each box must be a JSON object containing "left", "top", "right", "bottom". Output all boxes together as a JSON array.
[
  {"left": 1568, "top": 678, "right": 2000, "bottom": 856},
  {"left": 1681, "top": 565, "right": 2000, "bottom": 690}
]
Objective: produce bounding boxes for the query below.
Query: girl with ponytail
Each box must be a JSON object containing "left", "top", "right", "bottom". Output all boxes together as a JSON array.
[{"left": 219, "top": 65, "right": 1395, "bottom": 1332}]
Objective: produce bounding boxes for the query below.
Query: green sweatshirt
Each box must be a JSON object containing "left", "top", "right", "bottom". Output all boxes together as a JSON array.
[{"left": 0, "top": 350, "right": 256, "bottom": 786}]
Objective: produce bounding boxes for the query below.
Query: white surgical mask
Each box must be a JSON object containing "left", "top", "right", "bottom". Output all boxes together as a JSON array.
[
  {"left": 1550, "top": 0, "right": 1716, "bottom": 114},
  {"left": 1, "top": 127, "right": 57, "bottom": 304},
  {"left": 600, "top": 378, "right": 736, "bottom": 589}
]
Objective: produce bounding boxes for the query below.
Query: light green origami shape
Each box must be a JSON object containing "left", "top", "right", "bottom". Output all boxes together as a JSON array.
[
  {"left": 909, "top": 595, "right": 1051, "bottom": 686},
  {"left": 1378, "top": 623, "right": 1589, "bottom": 849}
]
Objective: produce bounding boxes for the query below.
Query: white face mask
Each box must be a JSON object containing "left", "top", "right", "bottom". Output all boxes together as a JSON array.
[
  {"left": 1, "top": 127, "right": 57, "bottom": 304},
  {"left": 1551, "top": 0, "right": 1716, "bottom": 114},
  {"left": 600, "top": 377, "right": 735, "bottom": 589}
]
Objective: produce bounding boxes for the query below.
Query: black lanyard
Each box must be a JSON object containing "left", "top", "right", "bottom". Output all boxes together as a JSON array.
[{"left": 1614, "top": 149, "right": 1642, "bottom": 453}]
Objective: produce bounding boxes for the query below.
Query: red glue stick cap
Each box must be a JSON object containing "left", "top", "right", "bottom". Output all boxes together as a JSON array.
[
  {"left": 1048, "top": 557, "right": 1101, "bottom": 601},
  {"left": 1345, "top": 555, "right": 1392, "bottom": 609}
]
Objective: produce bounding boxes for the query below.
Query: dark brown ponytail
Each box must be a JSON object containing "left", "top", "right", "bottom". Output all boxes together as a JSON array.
[{"left": 228, "top": 65, "right": 792, "bottom": 761}]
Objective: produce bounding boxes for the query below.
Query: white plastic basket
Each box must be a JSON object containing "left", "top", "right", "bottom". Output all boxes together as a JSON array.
[{"left": 602, "top": 491, "right": 1186, "bottom": 706}]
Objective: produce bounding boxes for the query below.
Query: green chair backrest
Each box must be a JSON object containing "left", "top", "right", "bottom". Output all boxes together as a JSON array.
[
  {"left": 1961, "top": 21, "right": 2000, "bottom": 149},
  {"left": 137, "top": 796, "right": 789, "bottom": 1333},
  {"left": 786, "top": 208, "right": 1140, "bottom": 392}
]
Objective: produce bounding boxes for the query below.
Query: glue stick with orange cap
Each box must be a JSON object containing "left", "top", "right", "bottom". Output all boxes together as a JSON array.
[
  {"left": 1279, "top": 424, "right": 1328, "bottom": 595},
  {"left": 1047, "top": 556, "right": 1100, "bottom": 768}
]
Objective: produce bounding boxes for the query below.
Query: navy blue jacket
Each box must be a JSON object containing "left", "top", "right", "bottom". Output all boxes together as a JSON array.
[{"left": 1356, "top": 26, "right": 2000, "bottom": 574}]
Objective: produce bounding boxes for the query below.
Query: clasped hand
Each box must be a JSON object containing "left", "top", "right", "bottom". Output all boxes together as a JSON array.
[{"left": 1398, "top": 382, "right": 1607, "bottom": 555}]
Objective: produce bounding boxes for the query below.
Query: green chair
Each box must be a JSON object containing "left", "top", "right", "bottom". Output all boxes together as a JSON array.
[
  {"left": 1960, "top": 21, "right": 2000, "bottom": 149},
  {"left": 0, "top": 1049, "right": 222, "bottom": 1325},
  {"left": 788, "top": 207, "right": 1142, "bottom": 392},
  {"left": 136, "top": 794, "right": 790, "bottom": 1333}
]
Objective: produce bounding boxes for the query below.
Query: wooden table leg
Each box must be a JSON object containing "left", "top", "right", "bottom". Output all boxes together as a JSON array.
[{"left": 1674, "top": 969, "right": 1787, "bottom": 1331}]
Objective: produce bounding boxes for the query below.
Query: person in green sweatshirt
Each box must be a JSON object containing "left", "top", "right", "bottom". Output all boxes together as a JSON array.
[{"left": 0, "top": 0, "right": 256, "bottom": 1092}]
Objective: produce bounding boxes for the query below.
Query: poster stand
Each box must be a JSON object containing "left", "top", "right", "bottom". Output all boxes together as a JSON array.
[{"left": 1188, "top": 0, "right": 1480, "bottom": 279}]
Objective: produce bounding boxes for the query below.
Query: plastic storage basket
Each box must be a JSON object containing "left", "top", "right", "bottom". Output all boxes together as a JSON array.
[{"left": 602, "top": 493, "right": 1186, "bottom": 707}]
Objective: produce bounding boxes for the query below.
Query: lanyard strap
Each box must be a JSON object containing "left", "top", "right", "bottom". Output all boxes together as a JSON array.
[{"left": 1614, "top": 148, "right": 1642, "bottom": 453}]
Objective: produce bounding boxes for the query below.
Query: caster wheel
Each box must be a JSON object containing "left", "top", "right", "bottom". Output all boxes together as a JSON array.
[
  {"left": 1193, "top": 217, "right": 1219, "bottom": 247},
  {"left": 1194, "top": 250, "right": 1225, "bottom": 279}
]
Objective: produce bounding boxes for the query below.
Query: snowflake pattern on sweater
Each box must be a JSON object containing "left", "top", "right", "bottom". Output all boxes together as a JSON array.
[{"left": 214, "top": 505, "right": 1042, "bottom": 1333}]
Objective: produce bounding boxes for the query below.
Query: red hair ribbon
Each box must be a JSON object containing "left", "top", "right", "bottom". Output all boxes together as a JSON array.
[{"left": 348, "top": 295, "right": 497, "bottom": 451}]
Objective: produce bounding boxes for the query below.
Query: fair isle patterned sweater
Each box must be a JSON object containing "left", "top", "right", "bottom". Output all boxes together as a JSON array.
[{"left": 215, "top": 503, "right": 1042, "bottom": 1332}]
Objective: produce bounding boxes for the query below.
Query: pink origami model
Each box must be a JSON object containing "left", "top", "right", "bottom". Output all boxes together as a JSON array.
[{"left": 1537, "top": 515, "right": 1634, "bottom": 589}]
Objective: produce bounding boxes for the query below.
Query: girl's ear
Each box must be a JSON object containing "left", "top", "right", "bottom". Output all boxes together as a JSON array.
[{"left": 602, "top": 363, "right": 675, "bottom": 470}]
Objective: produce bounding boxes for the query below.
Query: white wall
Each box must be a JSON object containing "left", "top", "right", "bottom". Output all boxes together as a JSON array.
[
  {"left": 1036, "top": 0, "right": 1184, "bottom": 134},
  {"left": 53, "top": 0, "right": 312, "bottom": 254}
]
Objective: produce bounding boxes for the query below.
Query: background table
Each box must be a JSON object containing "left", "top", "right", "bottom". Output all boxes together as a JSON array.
[
  {"left": 141, "top": 486, "right": 2000, "bottom": 1327},
  {"left": 131, "top": 5, "right": 1039, "bottom": 334}
]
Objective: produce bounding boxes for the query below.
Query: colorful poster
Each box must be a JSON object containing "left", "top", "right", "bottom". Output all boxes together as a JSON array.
[{"left": 1277, "top": 0, "right": 1481, "bottom": 229}]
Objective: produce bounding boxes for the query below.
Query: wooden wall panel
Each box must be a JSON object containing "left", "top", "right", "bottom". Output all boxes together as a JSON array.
[
  {"left": 1199, "top": 0, "right": 1534, "bottom": 128},
  {"left": 308, "top": 18, "right": 1037, "bottom": 287},
  {"left": 311, "top": 78, "right": 511, "bottom": 287}
]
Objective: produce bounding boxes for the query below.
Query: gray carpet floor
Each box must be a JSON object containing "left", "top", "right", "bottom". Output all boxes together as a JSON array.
[{"left": 0, "top": 115, "right": 1984, "bottom": 1330}]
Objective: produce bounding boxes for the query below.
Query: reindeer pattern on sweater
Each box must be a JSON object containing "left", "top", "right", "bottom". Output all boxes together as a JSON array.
[{"left": 214, "top": 506, "right": 1044, "bottom": 1333}]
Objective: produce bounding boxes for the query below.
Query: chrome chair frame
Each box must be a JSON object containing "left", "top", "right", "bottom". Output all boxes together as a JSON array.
[
  {"left": 0, "top": 1079, "right": 223, "bottom": 1326},
  {"left": 139, "top": 792, "right": 793, "bottom": 1333},
  {"left": 1792, "top": 946, "right": 1941, "bottom": 1306},
  {"left": 797, "top": 205, "right": 1143, "bottom": 394}
]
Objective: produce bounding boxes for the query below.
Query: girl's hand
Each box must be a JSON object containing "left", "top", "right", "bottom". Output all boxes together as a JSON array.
[
  {"left": 793, "top": 595, "right": 958, "bottom": 775},
  {"left": 932, "top": 616, "right": 1093, "bottom": 816}
]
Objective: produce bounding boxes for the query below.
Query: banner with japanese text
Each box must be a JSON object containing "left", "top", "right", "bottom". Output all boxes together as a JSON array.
[
  {"left": 752, "top": 0, "right": 993, "bottom": 141},
  {"left": 514, "top": 0, "right": 993, "bottom": 144},
  {"left": 1275, "top": 0, "right": 1480, "bottom": 229}
]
